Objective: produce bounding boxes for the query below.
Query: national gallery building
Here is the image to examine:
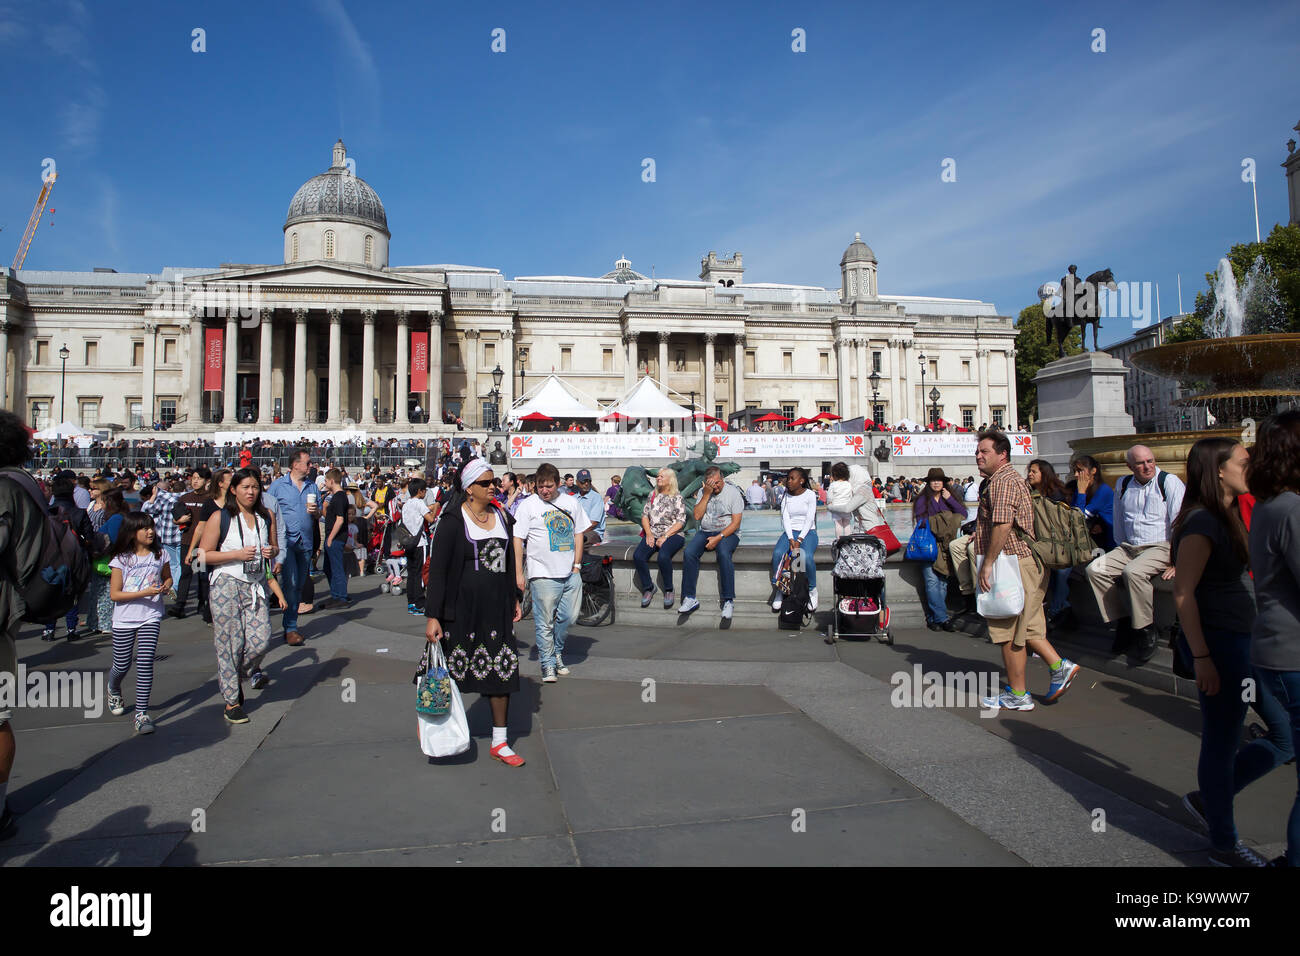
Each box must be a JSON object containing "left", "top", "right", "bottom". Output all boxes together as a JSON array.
[{"left": 1, "top": 141, "right": 1021, "bottom": 436}]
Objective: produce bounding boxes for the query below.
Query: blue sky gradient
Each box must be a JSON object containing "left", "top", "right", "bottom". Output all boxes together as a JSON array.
[{"left": 1, "top": 0, "right": 1297, "bottom": 346}]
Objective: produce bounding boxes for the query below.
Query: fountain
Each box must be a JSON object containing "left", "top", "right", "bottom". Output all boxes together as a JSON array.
[{"left": 1070, "top": 255, "right": 1299, "bottom": 481}]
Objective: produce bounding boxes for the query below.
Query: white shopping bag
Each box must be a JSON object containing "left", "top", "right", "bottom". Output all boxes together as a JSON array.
[
  {"left": 974, "top": 552, "right": 1025, "bottom": 619},
  {"left": 417, "top": 677, "right": 470, "bottom": 757}
]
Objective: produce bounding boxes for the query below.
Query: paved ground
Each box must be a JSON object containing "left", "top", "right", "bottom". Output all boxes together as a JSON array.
[{"left": 1, "top": 571, "right": 1291, "bottom": 866}]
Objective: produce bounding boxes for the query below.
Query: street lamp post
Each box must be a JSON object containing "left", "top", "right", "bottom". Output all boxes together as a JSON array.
[
  {"left": 517, "top": 347, "right": 526, "bottom": 403},
  {"left": 491, "top": 362, "right": 504, "bottom": 431},
  {"left": 929, "top": 386, "right": 942, "bottom": 429},
  {"left": 689, "top": 390, "right": 696, "bottom": 431},
  {"left": 868, "top": 369, "right": 881, "bottom": 428},
  {"left": 917, "top": 352, "right": 927, "bottom": 427},
  {"left": 58, "top": 343, "right": 70, "bottom": 427}
]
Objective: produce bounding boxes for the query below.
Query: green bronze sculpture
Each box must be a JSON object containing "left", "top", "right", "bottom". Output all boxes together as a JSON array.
[{"left": 614, "top": 437, "right": 742, "bottom": 527}]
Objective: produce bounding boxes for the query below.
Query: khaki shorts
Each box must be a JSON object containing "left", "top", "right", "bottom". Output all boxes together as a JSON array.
[
  {"left": 0, "top": 620, "right": 17, "bottom": 724},
  {"left": 985, "top": 554, "right": 1048, "bottom": 648}
]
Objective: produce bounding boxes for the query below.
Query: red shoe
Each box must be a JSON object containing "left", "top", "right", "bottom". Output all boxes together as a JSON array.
[{"left": 490, "top": 742, "right": 525, "bottom": 767}]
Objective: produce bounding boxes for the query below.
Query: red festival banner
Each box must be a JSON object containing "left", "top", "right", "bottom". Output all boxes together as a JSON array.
[
  {"left": 410, "top": 332, "right": 429, "bottom": 393},
  {"left": 203, "top": 328, "right": 223, "bottom": 391}
]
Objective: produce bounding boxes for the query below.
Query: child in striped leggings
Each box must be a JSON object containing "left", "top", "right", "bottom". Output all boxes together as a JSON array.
[{"left": 107, "top": 513, "right": 172, "bottom": 735}]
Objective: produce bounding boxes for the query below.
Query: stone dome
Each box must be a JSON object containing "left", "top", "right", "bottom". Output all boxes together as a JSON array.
[
  {"left": 601, "top": 256, "right": 647, "bottom": 283},
  {"left": 840, "top": 232, "right": 876, "bottom": 265},
  {"left": 285, "top": 140, "right": 389, "bottom": 236}
]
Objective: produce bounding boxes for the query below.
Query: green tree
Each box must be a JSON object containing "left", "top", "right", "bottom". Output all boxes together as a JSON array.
[
  {"left": 1015, "top": 302, "right": 1083, "bottom": 425},
  {"left": 1167, "top": 222, "right": 1300, "bottom": 344}
]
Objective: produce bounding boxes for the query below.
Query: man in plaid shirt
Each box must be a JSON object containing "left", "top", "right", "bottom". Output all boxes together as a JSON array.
[
  {"left": 142, "top": 479, "right": 184, "bottom": 578},
  {"left": 973, "top": 430, "right": 1079, "bottom": 711}
]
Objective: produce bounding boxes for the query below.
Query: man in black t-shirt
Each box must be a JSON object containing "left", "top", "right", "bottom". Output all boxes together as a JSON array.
[
  {"left": 170, "top": 466, "right": 212, "bottom": 619},
  {"left": 319, "top": 469, "right": 352, "bottom": 608}
]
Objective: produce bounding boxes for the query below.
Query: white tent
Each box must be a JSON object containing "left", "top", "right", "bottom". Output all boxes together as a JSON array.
[
  {"left": 34, "top": 421, "right": 93, "bottom": 440},
  {"left": 604, "top": 377, "right": 693, "bottom": 420},
  {"left": 508, "top": 374, "right": 604, "bottom": 421},
  {"left": 892, "top": 418, "right": 921, "bottom": 432}
]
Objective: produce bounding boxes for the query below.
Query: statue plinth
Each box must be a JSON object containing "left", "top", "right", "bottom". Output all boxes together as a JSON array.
[{"left": 1032, "top": 351, "right": 1135, "bottom": 472}]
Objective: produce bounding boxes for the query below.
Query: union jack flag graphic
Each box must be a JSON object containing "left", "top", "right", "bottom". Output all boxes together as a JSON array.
[
  {"left": 713, "top": 435, "right": 729, "bottom": 448},
  {"left": 1014, "top": 435, "right": 1034, "bottom": 454},
  {"left": 844, "top": 435, "right": 865, "bottom": 456},
  {"left": 659, "top": 436, "right": 680, "bottom": 457},
  {"left": 509, "top": 436, "right": 532, "bottom": 458},
  {"left": 892, "top": 435, "right": 911, "bottom": 453}
]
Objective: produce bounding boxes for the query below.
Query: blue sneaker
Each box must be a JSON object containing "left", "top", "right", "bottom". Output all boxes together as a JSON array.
[
  {"left": 980, "top": 686, "right": 1035, "bottom": 711},
  {"left": 1046, "top": 659, "right": 1079, "bottom": 702},
  {"left": 407, "top": 604, "right": 423, "bottom": 616}
]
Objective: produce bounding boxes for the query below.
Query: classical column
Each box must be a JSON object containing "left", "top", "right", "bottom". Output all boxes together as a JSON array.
[
  {"left": 1005, "top": 348, "right": 1019, "bottom": 429},
  {"left": 703, "top": 332, "right": 716, "bottom": 417},
  {"left": 186, "top": 308, "right": 203, "bottom": 424},
  {"left": 856, "top": 339, "right": 869, "bottom": 420},
  {"left": 835, "top": 338, "right": 850, "bottom": 419},
  {"left": 498, "top": 328, "right": 514, "bottom": 421},
  {"left": 360, "top": 309, "right": 376, "bottom": 424},
  {"left": 892, "top": 338, "right": 907, "bottom": 422},
  {"left": 257, "top": 308, "right": 273, "bottom": 425},
  {"left": 732, "top": 332, "right": 745, "bottom": 411},
  {"left": 292, "top": 309, "right": 308, "bottom": 425},
  {"left": 624, "top": 330, "right": 637, "bottom": 388},
  {"left": 657, "top": 330, "right": 670, "bottom": 383},
  {"left": 222, "top": 313, "right": 238, "bottom": 424},
  {"left": 428, "top": 312, "right": 443, "bottom": 422},
  {"left": 976, "top": 348, "right": 991, "bottom": 427},
  {"left": 326, "top": 308, "right": 342, "bottom": 424},
  {"left": 0, "top": 321, "right": 9, "bottom": 410},
  {"left": 142, "top": 320, "right": 158, "bottom": 428},
  {"left": 465, "top": 328, "right": 480, "bottom": 426},
  {"left": 395, "top": 309, "right": 409, "bottom": 424}
]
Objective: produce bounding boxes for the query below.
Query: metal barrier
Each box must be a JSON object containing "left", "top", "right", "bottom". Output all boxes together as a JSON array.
[{"left": 29, "top": 445, "right": 444, "bottom": 475}]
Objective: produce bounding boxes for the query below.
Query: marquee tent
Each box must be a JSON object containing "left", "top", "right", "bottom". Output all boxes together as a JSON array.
[
  {"left": 507, "top": 374, "right": 604, "bottom": 421},
  {"left": 603, "top": 377, "right": 693, "bottom": 420},
  {"left": 34, "top": 422, "right": 94, "bottom": 440}
]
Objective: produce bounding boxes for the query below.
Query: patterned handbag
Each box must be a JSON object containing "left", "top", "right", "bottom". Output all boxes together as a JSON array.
[{"left": 415, "top": 642, "right": 452, "bottom": 717}]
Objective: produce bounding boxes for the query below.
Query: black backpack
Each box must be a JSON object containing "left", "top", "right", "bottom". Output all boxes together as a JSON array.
[
  {"left": 778, "top": 570, "right": 812, "bottom": 631},
  {"left": 0, "top": 469, "right": 92, "bottom": 623}
]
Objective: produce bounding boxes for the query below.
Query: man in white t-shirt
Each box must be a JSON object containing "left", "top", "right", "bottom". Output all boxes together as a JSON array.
[
  {"left": 401, "top": 479, "right": 438, "bottom": 616},
  {"left": 512, "top": 462, "right": 591, "bottom": 683}
]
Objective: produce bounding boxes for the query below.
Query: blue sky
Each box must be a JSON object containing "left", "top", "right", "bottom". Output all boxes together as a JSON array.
[{"left": 1, "top": 0, "right": 1296, "bottom": 346}]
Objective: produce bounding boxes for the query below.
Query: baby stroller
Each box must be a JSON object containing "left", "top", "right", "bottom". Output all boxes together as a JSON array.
[
  {"left": 377, "top": 512, "right": 407, "bottom": 596},
  {"left": 825, "top": 533, "right": 892, "bottom": 645}
]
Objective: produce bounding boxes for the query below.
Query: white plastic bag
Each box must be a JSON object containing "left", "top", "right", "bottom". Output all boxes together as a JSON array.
[
  {"left": 974, "top": 552, "right": 1025, "bottom": 619},
  {"left": 417, "top": 672, "right": 470, "bottom": 757}
]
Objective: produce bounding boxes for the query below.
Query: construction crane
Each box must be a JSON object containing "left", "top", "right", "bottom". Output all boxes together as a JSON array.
[{"left": 10, "top": 171, "right": 57, "bottom": 271}]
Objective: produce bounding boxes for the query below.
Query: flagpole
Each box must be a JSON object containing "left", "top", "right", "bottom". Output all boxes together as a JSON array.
[
  {"left": 1252, "top": 177, "right": 1261, "bottom": 243},
  {"left": 1177, "top": 273, "right": 1183, "bottom": 315}
]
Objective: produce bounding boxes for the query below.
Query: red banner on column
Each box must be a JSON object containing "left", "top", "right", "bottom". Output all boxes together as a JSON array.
[
  {"left": 204, "top": 328, "right": 223, "bottom": 391},
  {"left": 410, "top": 332, "right": 429, "bottom": 393}
]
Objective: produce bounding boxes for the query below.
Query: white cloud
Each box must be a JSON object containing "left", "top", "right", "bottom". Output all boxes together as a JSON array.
[{"left": 312, "top": 0, "right": 382, "bottom": 134}]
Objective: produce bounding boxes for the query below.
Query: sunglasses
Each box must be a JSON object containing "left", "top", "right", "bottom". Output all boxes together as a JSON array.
[{"left": 469, "top": 479, "right": 495, "bottom": 489}]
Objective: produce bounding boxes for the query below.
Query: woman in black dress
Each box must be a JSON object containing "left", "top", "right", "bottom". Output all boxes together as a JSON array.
[{"left": 424, "top": 459, "right": 525, "bottom": 766}]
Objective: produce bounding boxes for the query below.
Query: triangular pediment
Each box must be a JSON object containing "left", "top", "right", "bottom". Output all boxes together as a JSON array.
[{"left": 185, "top": 261, "right": 445, "bottom": 290}]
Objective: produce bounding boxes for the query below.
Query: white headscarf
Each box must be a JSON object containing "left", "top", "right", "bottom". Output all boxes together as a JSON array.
[{"left": 460, "top": 458, "right": 491, "bottom": 490}]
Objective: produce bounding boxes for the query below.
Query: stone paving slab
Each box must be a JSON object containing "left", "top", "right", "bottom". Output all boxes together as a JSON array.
[
  {"left": 535, "top": 678, "right": 794, "bottom": 731},
  {"left": 202, "top": 836, "right": 580, "bottom": 867}
]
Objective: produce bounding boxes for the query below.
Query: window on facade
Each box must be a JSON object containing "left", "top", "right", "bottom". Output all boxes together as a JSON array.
[
  {"left": 715, "top": 404, "right": 724, "bottom": 420},
  {"left": 872, "top": 350, "right": 882, "bottom": 373},
  {"left": 30, "top": 400, "right": 50, "bottom": 431},
  {"left": 818, "top": 403, "right": 832, "bottom": 415},
  {"left": 85, "top": 341, "right": 97, "bottom": 366},
  {"left": 744, "top": 350, "right": 755, "bottom": 374},
  {"left": 164, "top": 338, "right": 176, "bottom": 364},
  {"left": 873, "top": 403, "right": 885, "bottom": 426},
  {"left": 929, "top": 359, "right": 938, "bottom": 379},
  {"left": 159, "top": 399, "right": 177, "bottom": 425},
  {"left": 484, "top": 343, "right": 494, "bottom": 368},
  {"left": 962, "top": 360, "right": 971, "bottom": 381},
  {"left": 132, "top": 342, "right": 144, "bottom": 367},
  {"left": 962, "top": 407, "right": 975, "bottom": 430},
  {"left": 36, "top": 341, "right": 49, "bottom": 365},
  {"left": 782, "top": 351, "right": 793, "bottom": 374},
  {"left": 291, "top": 233, "right": 299, "bottom": 261},
  {"left": 602, "top": 348, "right": 613, "bottom": 372},
  {"left": 324, "top": 230, "right": 336, "bottom": 259},
  {"left": 79, "top": 400, "right": 99, "bottom": 430},
  {"left": 674, "top": 349, "right": 686, "bottom": 371},
  {"left": 448, "top": 342, "right": 461, "bottom": 368},
  {"left": 781, "top": 403, "right": 797, "bottom": 422},
  {"left": 561, "top": 347, "right": 572, "bottom": 371},
  {"left": 745, "top": 402, "right": 759, "bottom": 410},
  {"left": 128, "top": 401, "right": 143, "bottom": 429},
  {"left": 445, "top": 400, "right": 462, "bottom": 419},
  {"left": 819, "top": 352, "right": 829, "bottom": 375},
  {"left": 992, "top": 407, "right": 1004, "bottom": 428},
  {"left": 364, "top": 234, "right": 374, "bottom": 265}
]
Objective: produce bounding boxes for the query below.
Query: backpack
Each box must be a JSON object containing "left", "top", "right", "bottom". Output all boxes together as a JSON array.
[
  {"left": 778, "top": 569, "right": 812, "bottom": 630},
  {"left": 1120, "top": 470, "right": 1170, "bottom": 502},
  {"left": 1022, "top": 493, "right": 1096, "bottom": 570},
  {"left": 0, "top": 469, "right": 92, "bottom": 623}
]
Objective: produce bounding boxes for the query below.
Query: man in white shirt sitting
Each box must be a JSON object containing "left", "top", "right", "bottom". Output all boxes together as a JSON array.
[{"left": 1084, "top": 444, "right": 1185, "bottom": 662}]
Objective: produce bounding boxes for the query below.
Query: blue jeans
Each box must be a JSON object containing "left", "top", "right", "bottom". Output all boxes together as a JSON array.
[
  {"left": 279, "top": 542, "right": 312, "bottom": 633},
  {"left": 1253, "top": 668, "right": 1300, "bottom": 866},
  {"left": 324, "top": 539, "right": 348, "bottom": 601},
  {"left": 633, "top": 533, "right": 686, "bottom": 593},
  {"left": 771, "top": 530, "right": 818, "bottom": 591},
  {"left": 920, "top": 562, "right": 949, "bottom": 625},
  {"left": 531, "top": 573, "right": 581, "bottom": 669},
  {"left": 163, "top": 543, "right": 182, "bottom": 587},
  {"left": 682, "top": 530, "right": 740, "bottom": 603},
  {"left": 1196, "top": 628, "right": 1253, "bottom": 851},
  {"left": 1048, "top": 567, "right": 1072, "bottom": 616}
]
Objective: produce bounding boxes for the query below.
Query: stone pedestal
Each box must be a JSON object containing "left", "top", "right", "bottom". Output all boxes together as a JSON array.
[{"left": 1032, "top": 351, "right": 1135, "bottom": 472}]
